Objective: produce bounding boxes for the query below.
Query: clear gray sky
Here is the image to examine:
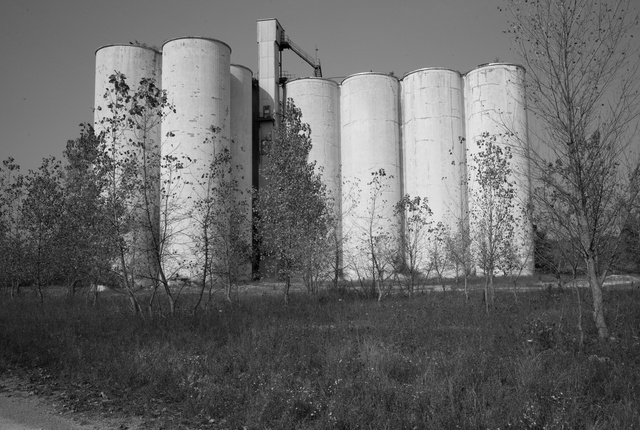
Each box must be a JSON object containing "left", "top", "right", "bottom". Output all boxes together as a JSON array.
[{"left": 0, "top": 0, "right": 514, "bottom": 172}]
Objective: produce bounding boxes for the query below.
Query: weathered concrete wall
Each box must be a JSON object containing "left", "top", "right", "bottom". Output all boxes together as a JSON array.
[{"left": 161, "top": 37, "right": 231, "bottom": 278}]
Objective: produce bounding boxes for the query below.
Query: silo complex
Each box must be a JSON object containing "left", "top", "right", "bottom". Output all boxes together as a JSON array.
[
  {"left": 161, "top": 37, "right": 232, "bottom": 278},
  {"left": 401, "top": 68, "right": 466, "bottom": 232},
  {"left": 340, "top": 73, "right": 402, "bottom": 277},
  {"left": 93, "top": 20, "right": 534, "bottom": 283},
  {"left": 230, "top": 64, "right": 254, "bottom": 280},
  {"left": 94, "top": 45, "right": 163, "bottom": 284},
  {"left": 464, "top": 63, "right": 533, "bottom": 274}
]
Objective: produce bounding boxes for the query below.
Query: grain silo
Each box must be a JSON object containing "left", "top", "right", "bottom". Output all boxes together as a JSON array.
[
  {"left": 230, "top": 64, "right": 254, "bottom": 280},
  {"left": 340, "top": 72, "right": 402, "bottom": 278},
  {"left": 464, "top": 63, "right": 533, "bottom": 275},
  {"left": 285, "top": 78, "right": 341, "bottom": 207},
  {"left": 94, "top": 44, "right": 163, "bottom": 285},
  {"left": 94, "top": 44, "right": 162, "bottom": 129},
  {"left": 286, "top": 77, "right": 342, "bottom": 274},
  {"left": 94, "top": 44, "right": 163, "bottom": 171},
  {"left": 161, "top": 37, "right": 232, "bottom": 279},
  {"left": 401, "top": 68, "right": 466, "bottom": 231}
]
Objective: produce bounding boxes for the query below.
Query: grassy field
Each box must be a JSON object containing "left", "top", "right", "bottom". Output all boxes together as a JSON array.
[{"left": 1, "top": 281, "right": 639, "bottom": 429}]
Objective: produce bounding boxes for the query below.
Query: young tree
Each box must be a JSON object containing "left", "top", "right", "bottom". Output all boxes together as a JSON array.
[
  {"left": 301, "top": 197, "right": 338, "bottom": 295},
  {"left": 0, "top": 158, "right": 25, "bottom": 297},
  {"left": 192, "top": 144, "right": 252, "bottom": 309},
  {"left": 429, "top": 222, "right": 451, "bottom": 293},
  {"left": 443, "top": 139, "right": 473, "bottom": 301},
  {"left": 500, "top": 206, "right": 535, "bottom": 302},
  {"left": 350, "top": 169, "right": 399, "bottom": 301},
  {"left": 58, "top": 125, "right": 113, "bottom": 299},
  {"left": 504, "top": 0, "right": 640, "bottom": 339},
  {"left": 255, "top": 99, "right": 330, "bottom": 305},
  {"left": 20, "top": 156, "right": 65, "bottom": 303},
  {"left": 468, "top": 132, "right": 521, "bottom": 313},
  {"left": 445, "top": 217, "right": 472, "bottom": 301},
  {"left": 393, "top": 195, "right": 433, "bottom": 295},
  {"left": 96, "top": 72, "right": 177, "bottom": 314}
]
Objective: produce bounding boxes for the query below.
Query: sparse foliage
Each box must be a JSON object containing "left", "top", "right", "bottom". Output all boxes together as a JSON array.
[
  {"left": 192, "top": 143, "right": 252, "bottom": 309},
  {"left": 393, "top": 195, "right": 433, "bottom": 295},
  {"left": 350, "top": 168, "right": 399, "bottom": 301},
  {"left": 444, "top": 218, "right": 472, "bottom": 301},
  {"left": 468, "top": 132, "right": 521, "bottom": 312},
  {"left": 430, "top": 222, "right": 450, "bottom": 293},
  {"left": 96, "top": 72, "right": 178, "bottom": 314},
  {"left": 504, "top": 0, "right": 640, "bottom": 339}
]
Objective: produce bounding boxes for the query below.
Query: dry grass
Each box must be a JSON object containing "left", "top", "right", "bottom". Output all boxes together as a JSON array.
[{"left": 1, "top": 281, "right": 639, "bottom": 429}]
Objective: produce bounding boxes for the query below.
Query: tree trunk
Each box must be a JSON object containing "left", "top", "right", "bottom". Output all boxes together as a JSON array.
[
  {"left": 573, "top": 273, "right": 584, "bottom": 350},
  {"left": 586, "top": 256, "right": 609, "bottom": 340},
  {"left": 194, "top": 277, "right": 206, "bottom": 313},
  {"left": 118, "top": 245, "right": 141, "bottom": 315},
  {"left": 464, "top": 273, "right": 469, "bottom": 303},
  {"left": 489, "top": 272, "right": 495, "bottom": 307},
  {"left": 483, "top": 277, "right": 489, "bottom": 314},
  {"left": 148, "top": 282, "right": 158, "bottom": 316},
  {"left": 66, "top": 279, "right": 78, "bottom": 301},
  {"left": 128, "top": 293, "right": 141, "bottom": 315},
  {"left": 284, "top": 276, "right": 290, "bottom": 306},
  {"left": 226, "top": 271, "right": 232, "bottom": 303}
]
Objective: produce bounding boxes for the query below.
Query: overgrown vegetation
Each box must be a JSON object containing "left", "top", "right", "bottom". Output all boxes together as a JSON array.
[{"left": 1, "top": 285, "right": 639, "bottom": 429}]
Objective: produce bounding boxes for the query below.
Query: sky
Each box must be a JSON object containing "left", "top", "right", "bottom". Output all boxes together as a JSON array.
[{"left": 0, "top": 0, "right": 516, "bottom": 172}]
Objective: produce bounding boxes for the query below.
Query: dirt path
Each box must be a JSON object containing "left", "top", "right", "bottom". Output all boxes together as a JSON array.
[{"left": 0, "top": 372, "right": 142, "bottom": 430}]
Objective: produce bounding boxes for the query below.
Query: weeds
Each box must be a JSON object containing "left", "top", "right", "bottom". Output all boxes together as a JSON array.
[{"left": 1, "top": 288, "right": 639, "bottom": 428}]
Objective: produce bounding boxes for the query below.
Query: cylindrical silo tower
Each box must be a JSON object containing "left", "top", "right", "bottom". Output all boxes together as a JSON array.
[
  {"left": 340, "top": 72, "right": 402, "bottom": 278},
  {"left": 161, "top": 37, "right": 232, "bottom": 279},
  {"left": 286, "top": 77, "right": 342, "bottom": 275},
  {"left": 285, "top": 78, "right": 341, "bottom": 208},
  {"left": 401, "top": 68, "right": 466, "bottom": 232},
  {"left": 230, "top": 64, "right": 254, "bottom": 280},
  {"left": 94, "top": 44, "right": 162, "bottom": 131},
  {"left": 94, "top": 44, "right": 163, "bottom": 286},
  {"left": 464, "top": 63, "right": 533, "bottom": 275}
]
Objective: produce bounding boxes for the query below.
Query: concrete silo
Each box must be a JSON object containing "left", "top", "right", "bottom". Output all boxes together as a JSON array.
[
  {"left": 94, "top": 44, "right": 162, "bottom": 129},
  {"left": 230, "top": 64, "right": 254, "bottom": 280},
  {"left": 94, "top": 44, "right": 163, "bottom": 285},
  {"left": 340, "top": 72, "right": 402, "bottom": 278},
  {"left": 285, "top": 78, "right": 341, "bottom": 207},
  {"left": 401, "top": 68, "right": 466, "bottom": 232},
  {"left": 464, "top": 63, "right": 533, "bottom": 275},
  {"left": 161, "top": 37, "right": 232, "bottom": 279},
  {"left": 94, "top": 44, "right": 163, "bottom": 171},
  {"left": 286, "top": 77, "right": 342, "bottom": 274}
]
